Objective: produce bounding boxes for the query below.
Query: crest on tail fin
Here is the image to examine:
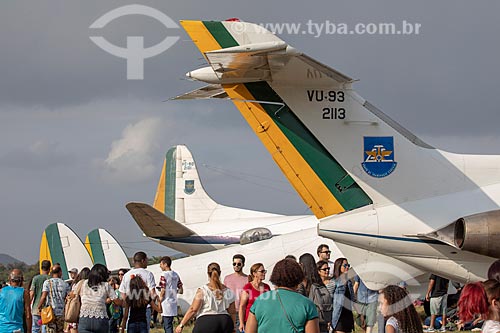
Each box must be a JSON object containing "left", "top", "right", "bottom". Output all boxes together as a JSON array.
[
  {"left": 362, "top": 137, "right": 397, "bottom": 178},
  {"left": 184, "top": 180, "right": 196, "bottom": 195}
]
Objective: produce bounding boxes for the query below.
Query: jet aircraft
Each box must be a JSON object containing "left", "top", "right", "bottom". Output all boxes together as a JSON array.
[{"left": 175, "top": 19, "right": 498, "bottom": 288}]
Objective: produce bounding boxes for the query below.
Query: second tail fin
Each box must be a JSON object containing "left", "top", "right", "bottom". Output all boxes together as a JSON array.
[
  {"left": 153, "top": 145, "right": 217, "bottom": 224},
  {"left": 153, "top": 145, "right": 278, "bottom": 224}
]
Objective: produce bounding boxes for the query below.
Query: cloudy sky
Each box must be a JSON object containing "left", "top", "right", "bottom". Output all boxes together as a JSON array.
[{"left": 2, "top": 1, "right": 500, "bottom": 264}]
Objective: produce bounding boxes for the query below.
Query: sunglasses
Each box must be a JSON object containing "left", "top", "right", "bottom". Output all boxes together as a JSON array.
[
  {"left": 321, "top": 251, "right": 331, "bottom": 254},
  {"left": 319, "top": 268, "right": 330, "bottom": 271},
  {"left": 257, "top": 270, "right": 267, "bottom": 274},
  {"left": 233, "top": 262, "right": 242, "bottom": 267},
  {"left": 342, "top": 264, "right": 350, "bottom": 268},
  {"left": 118, "top": 273, "right": 124, "bottom": 276}
]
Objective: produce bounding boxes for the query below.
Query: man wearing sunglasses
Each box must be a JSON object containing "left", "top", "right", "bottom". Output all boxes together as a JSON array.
[
  {"left": 223, "top": 254, "right": 247, "bottom": 333},
  {"left": 317, "top": 244, "right": 334, "bottom": 278}
]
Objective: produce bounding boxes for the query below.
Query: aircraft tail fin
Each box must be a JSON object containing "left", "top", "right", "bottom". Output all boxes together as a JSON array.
[
  {"left": 153, "top": 144, "right": 281, "bottom": 224},
  {"left": 179, "top": 20, "right": 484, "bottom": 219},
  {"left": 153, "top": 145, "right": 219, "bottom": 224},
  {"left": 179, "top": 20, "right": 373, "bottom": 218},
  {"left": 39, "top": 223, "right": 93, "bottom": 279},
  {"left": 84, "top": 229, "right": 130, "bottom": 271}
]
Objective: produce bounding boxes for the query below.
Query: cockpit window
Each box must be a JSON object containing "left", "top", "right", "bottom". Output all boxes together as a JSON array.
[{"left": 240, "top": 228, "right": 272, "bottom": 245}]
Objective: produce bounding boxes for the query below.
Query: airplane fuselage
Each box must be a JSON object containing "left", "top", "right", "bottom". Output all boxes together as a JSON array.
[
  {"left": 318, "top": 181, "right": 500, "bottom": 286},
  {"left": 149, "top": 214, "right": 317, "bottom": 255}
]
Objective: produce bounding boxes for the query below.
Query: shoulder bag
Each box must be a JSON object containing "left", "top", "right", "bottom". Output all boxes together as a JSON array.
[
  {"left": 65, "top": 280, "right": 83, "bottom": 323},
  {"left": 41, "top": 280, "right": 55, "bottom": 324}
]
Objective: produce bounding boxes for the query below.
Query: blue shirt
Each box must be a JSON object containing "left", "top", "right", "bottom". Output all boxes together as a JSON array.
[
  {"left": 0, "top": 285, "right": 25, "bottom": 333},
  {"left": 354, "top": 276, "right": 378, "bottom": 304}
]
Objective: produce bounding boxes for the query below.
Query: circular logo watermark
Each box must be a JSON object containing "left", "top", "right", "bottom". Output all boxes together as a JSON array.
[{"left": 89, "top": 4, "right": 180, "bottom": 80}]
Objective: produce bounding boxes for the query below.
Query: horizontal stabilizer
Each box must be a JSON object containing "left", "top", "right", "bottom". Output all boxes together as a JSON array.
[
  {"left": 172, "top": 84, "right": 228, "bottom": 100},
  {"left": 126, "top": 202, "right": 195, "bottom": 238},
  {"left": 298, "top": 54, "right": 354, "bottom": 83}
]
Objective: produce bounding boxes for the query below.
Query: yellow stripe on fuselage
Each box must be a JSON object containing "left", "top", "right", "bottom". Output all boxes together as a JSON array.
[
  {"left": 39, "top": 231, "right": 52, "bottom": 274},
  {"left": 223, "top": 84, "right": 345, "bottom": 218},
  {"left": 153, "top": 159, "right": 167, "bottom": 213}
]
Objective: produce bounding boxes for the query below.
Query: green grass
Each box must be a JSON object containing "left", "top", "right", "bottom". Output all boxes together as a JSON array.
[{"left": 149, "top": 307, "right": 478, "bottom": 333}]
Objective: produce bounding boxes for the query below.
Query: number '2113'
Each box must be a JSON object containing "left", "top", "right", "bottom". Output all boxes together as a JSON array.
[{"left": 322, "top": 107, "right": 345, "bottom": 119}]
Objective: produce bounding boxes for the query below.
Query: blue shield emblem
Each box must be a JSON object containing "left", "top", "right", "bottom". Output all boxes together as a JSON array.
[
  {"left": 184, "top": 180, "right": 196, "bottom": 195},
  {"left": 362, "top": 137, "right": 397, "bottom": 178}
]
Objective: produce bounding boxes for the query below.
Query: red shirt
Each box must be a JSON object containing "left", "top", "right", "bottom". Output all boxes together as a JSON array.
[{"left": 242, "top": 282, "right": 271, "bottom": 322}]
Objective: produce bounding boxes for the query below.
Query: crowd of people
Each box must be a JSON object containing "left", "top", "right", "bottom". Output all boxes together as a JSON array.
[
  {"left": 0, "top": 247, "right": 498, "bottom": 333},
  {"left": 0, "top": 252, "right": 182, "bottom": 333}
]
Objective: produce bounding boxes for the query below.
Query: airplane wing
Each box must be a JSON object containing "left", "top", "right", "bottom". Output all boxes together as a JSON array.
[{"left": 126, "top": 202, "right": 195, "bottom": 238}]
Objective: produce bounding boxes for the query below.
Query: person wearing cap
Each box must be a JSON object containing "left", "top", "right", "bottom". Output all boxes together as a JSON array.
[
  {"left": 0, "top": 269, "right": 32, "bottom": 333},
  {"left": 68, "top": 268, "right": 78, "bottom": 281}
]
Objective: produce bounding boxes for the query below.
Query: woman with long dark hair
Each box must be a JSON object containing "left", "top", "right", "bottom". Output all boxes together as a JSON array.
[
  {"left": 298, "top": 253, "right": 323, "bottom": 296},
  {"left": 379, "top": 285, "right": 423, "bottom": 333},
  {"left": 238, "top": 263, "right": 270, "bottom": 332},
  {"left": 298, "top": 254, "right": 332, "bottom": 333},
  {"left": 121, "top": 275, "right": 161, "bottom": 333},
  {"left": 175, "top": 263, "right": 236, "bottom": 333},
  {"left": 327, "top": 257, "right": 354, "bottom": 333},
  {"left": 76, "top": 264, "right": 122, "bottom": 333}
]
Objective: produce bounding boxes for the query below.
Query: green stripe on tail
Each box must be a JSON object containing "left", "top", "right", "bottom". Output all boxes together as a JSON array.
[
  {"left": 45, "top": 223, "right": 69, "bottom": 280},
  {"left": 165, "top": 147, "right": 177, "bottom": 220},
  {"left": 244, "top": 82, "right": 372, "bottom": 211},
  {"left": 202, "top": 21, "right": 239, "bottom": 48},
  {"left": 87, "top": 229, "right": 106, "bottom": 266}
]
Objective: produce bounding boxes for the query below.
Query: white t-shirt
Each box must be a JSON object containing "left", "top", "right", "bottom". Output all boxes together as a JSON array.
[
  {"left": 160, "top": 270, "right": 181, "bottom": 317},
  {"left": 482, "top": 320, "right": 500, "bottom": 333},
  {"left": 196, "top": 285, "right": 235, "bottom": 318},
  {"left": 118, "top": 268, "right": 156, "bottom": 295},
  {"left": 386, "top": 316, "right": 400, "bottom": 333}
]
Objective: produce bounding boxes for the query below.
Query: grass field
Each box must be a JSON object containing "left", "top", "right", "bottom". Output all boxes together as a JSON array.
[{"left": 148, "top": 315, "right": 479, "bottom": 333}]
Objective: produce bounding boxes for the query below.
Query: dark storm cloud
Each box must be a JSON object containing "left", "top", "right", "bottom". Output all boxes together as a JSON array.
[
  {"left": 0, "top": 141, "right": 76, "bottom": 170},
  {"left": 1, "top": 0, "right": 500, "bottom": 262}
]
